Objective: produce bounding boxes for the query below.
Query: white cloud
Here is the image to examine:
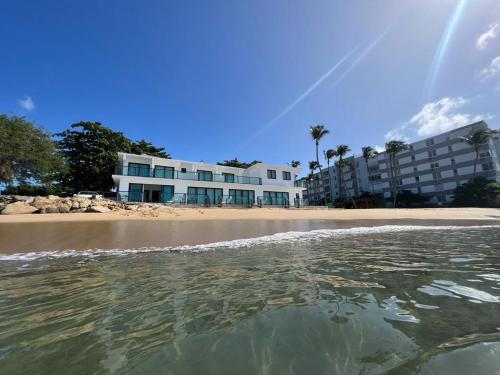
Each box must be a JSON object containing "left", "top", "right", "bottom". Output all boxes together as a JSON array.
[
  {"left": 384, "top": 97, "right": 488, "bottom": 141},
  {"left": 480, "top": 56, "right": 500, "bottom": 79},
  {"left": 18, "top": 96, "right": 35, "bottom": 111},
  {"left": 374, "top": 145, "right": 386, "bottom": 153},
  {"left": 476, "top": 23, "right": 499, "bottom": 50}
]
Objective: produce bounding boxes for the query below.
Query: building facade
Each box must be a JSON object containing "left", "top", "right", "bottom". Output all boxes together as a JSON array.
[
  {"left": 303, "top": 121, "right": 500, "bottom": 205},
  {"left": 112, "top": 153, "right": 304, "bottom": 206}
]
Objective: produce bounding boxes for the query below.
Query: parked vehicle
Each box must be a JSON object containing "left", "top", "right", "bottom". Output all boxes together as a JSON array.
[{"left": 74, "top": 191, "right": 103, "bottom": 199}]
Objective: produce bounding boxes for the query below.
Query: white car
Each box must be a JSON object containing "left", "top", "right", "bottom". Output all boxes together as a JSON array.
[{"left": 74, "top": 191, "right": 103, "bottom": 199}]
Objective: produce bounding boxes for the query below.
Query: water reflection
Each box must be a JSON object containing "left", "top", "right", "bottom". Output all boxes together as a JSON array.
[{"left": 0, "top": 227, "right": 499, "bottom": 374}]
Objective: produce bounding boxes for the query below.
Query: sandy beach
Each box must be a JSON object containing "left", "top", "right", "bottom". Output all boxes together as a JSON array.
[
  {"left": 0, "top": 207, "right": 499, "bottom": 253},
  {"left": 0, "top": 206, "right": 499, "bottom": 223}
]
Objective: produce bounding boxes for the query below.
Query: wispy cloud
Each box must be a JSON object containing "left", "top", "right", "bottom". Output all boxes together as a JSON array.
[
  {"left": 479, "top": 56, "right": 500, "bottom": 79},
  {"left": 384, "top": 97, "right": 489, "bottom": 141},
  {"left": 18, "top": 96, "right": 35, "bottom": 111},
  {"left": 476, "top": 23, "right": 499, "bottom": 50}
]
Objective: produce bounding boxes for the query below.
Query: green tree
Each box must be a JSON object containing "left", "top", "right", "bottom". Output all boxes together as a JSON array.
[
  {"left": 310, "top": 124, "right": 329, "bottom": 205},
  {"left": 385, "top": 140, "right": 409, "bottom": 207},
  {"left": 56, "top": 122, "right": 133, "bottom": 192},
  {"left": 324, "top": 149, "right": 338, "bottom": 169},
  {"left": 216, "top": 158, "right": 261, "bottom": 169},
  {"left": 361, "top": 146, "right": 378, "bottom": 194},
  {"left": 0, "top": 114, "right": 64, "bottom": 187},
  {"left": 459, "top": 126, "right": 493, "bottom": 175},
  {"left": 454, "top": 177, "right": 500, "bottom": 207},
  {"left": 336, "top": 144, "right": 357, "bottom": 208},
  {"left": 291, "top": 160, "right": 301, "bottom": 168},
  {"left": 130, "top": 139, "right": 171, "bottom": 158}
]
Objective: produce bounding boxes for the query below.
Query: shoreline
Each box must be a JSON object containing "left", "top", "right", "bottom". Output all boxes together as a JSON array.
[{"left": 0, "top": 207, "right": 499, "bottom": 254}]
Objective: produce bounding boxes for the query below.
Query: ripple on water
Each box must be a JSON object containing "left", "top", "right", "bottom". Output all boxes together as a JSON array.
[{"left": 418, "top": 280, "right": 500, "bottom": 303}]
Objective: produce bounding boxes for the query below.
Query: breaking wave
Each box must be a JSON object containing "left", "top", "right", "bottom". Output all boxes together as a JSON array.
[{"left": 1, "top": 224, "right": 499, "bottom": 261}]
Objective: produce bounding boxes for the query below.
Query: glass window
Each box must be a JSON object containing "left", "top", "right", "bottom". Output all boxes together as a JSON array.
[
  {"left": 154, "top": 166, "right": 174, "bottom": 179},
  {"left": 128, "top": 183, "right": 143, "bottom": 202},
  {"left": 282, "top": 171, "right": 291, "bottom": 180},
  {"left": 228, "top": 189, "right": 255, "bottom": 204},
  {"left": 267, "top": 170, "right": 276, "bottom": 179},
  {"left": 161, "top": 185, "right": 174, "bottom": 202},
  {"left": 197, "top": 170, "right": 213, "bottom": 181},
  {"left": 187, "top": 187, "right": 222, "bottom": 204},
  {"left": 263, "top": 191, "right": 289, "bottom": 205},
  {"left": 128, "top": 163, "right": 150, "bottom": 177},
  {"left": 223, "top": 173, "right": 235, "bottom": 183}
]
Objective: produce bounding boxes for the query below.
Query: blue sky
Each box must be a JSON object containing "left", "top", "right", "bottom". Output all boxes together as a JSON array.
[{"left": 1, "top": 0, "right": 499, "bottom": 172}]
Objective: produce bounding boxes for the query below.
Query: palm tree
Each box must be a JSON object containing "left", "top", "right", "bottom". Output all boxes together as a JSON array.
[
  {"left": 385, "top": 140, "right": 409, "bottom": 207},
  {"left": 291, "top": 160, "right": 301, "bottom": 168},
  {"left": 310, "top": 125, "right": 329, "bottom": 204},
  {"left": 459, "top": 126, "right": 493, "bottom": 175},
  {"left": 336, "top": 144, "right": 357, "bottom": 208},
  {"left": 308, "top": 160, "right": 320, "bottom": 204},
  {"left": 361, "top": 146, "right": 379, "bottom": 194},
  {"left": 324, "top": 149, "right": 338, "bottom": 169}
]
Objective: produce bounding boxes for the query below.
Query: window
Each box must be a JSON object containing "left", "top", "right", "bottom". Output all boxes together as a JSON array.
[
  {"left": 181, "top": 167, "right": 187, "bottom": 173},
  {"left": 451, "top": 158, "right": 455, "bottom": 165},
  {"left": 223, "top": 173, "right": 235, "bottom": 183},
  {"left": 428, "top": 150, "right": 437, "bottom": 158},
  {"left": 197, "top": 170, "right": 213, "bottom": 181},
  {"left": 228, "top": 189, "right": 255, "bottom": 204},
  {"left": 267, "top": 170, "right": 276, "bottom": 179},
  {"left": 415, "top": 176, "right": 420, "bottom": 182},
  {"left": 263, "top": 191, "right": 289, "bottom": 205},
  {"left": 426, "top": 138, "right": 434, "bottom": 146},
  {"left": 187, "top": 187, "right": 222, "bottom": 204},
  {"left": 128, "top": 163, "right": 150, "bottom": 177},
  {"left": 411, "top": 155, "right": 416, "bottom": 162},
  {"left": 128, "top": 183, "right": 143, "bottom": 202},
  {"left": 453, "top": 169, "right": 459, "bottom": 177},
  {"left": 482, "top": 162, "right": 493, "bottom": 171},
  {"left": 448, "top": 145, "right": 453, "bottom": 153},
  {"left": 154, "top": 166, "right": 174, "bottom": 179}
]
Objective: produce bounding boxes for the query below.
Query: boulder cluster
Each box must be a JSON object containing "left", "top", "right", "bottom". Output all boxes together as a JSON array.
[{"left": 0, "top": 195, "right": 126, "bottom": 215}]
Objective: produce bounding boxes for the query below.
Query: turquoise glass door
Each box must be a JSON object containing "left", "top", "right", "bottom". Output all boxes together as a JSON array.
[
  {"left": 161, "top": 185, "right": 174, "bottom": 202},
  {"left": 129, "top": 183, "right": 143, "bottom": 202}
]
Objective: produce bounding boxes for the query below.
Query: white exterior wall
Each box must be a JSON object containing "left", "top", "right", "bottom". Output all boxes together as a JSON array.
[{"left": 113, "top": 153, "right": 303, "bottom": 202}]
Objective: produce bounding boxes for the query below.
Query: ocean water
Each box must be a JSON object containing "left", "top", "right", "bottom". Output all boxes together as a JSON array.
[{"left": 0, "top": 225, "right": 499, "bottom": 374}]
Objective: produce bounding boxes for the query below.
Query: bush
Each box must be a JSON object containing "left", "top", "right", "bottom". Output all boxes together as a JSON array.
[{"left": 454, "top": 177, "right": 500, "bottom": 207}]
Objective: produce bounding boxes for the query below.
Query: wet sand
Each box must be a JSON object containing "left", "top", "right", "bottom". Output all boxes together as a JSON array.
[{"left": 0, "top": 217, "right": 499, "bottom": 253}]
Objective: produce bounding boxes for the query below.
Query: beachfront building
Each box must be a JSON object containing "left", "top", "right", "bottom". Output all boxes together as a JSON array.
[
  {"left": 112, "top": 153, "right": 304, "bottom": 206},
  {"left": 303, "top": 121, "right": 500, "bottom": 205}
]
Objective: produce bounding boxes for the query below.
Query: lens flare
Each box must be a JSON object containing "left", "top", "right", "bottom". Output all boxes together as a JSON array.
[{"left": 424, "top": 0, "right": 468, "bottom": 100}]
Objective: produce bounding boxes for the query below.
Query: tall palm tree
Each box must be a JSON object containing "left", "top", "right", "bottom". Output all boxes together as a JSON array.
[
  {"left": 310, "top": 124, "right": 330, "bottom": 204},
  {"left": 362, "top": 146, "right": 379, "bottom": 194},
  {"left": 385, "top": 140, "right": 409, "bottom": 207},
  {"left": 459, "top": 126, "right": 493, "bottom": 175},
  {"left": 324, "top": 149, "right": 338, "bottom": 169},
  {"left": 291, "top": 160, "right": 301, "bottom": 168},
  {"left": 308, "top": 160, "right": 320, "bottom": 205},
  {"left": 336, "top": 144, "right": 357, "bottom": 208}
]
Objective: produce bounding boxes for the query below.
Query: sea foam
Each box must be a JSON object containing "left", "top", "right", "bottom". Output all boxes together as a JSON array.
[{"left": 1, "top": 224, "right": 499, "bottom": 262}]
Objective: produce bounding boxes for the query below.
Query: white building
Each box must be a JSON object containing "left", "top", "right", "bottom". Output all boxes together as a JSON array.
[
  {"left": 304, "top": 121, "right": 500, "bottom": 205},
  {"left": 112, "top": 153, "right": 304, "bottom": 206}
]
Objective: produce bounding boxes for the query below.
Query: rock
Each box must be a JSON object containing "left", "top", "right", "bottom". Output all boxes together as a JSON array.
[
  {"left": 72, "top": 197, "right": 91, "bottom": 208},
  {"left": 47, "top": 195, "right": 60, "bottom": 200},
  {"left": 12, "top": 195, "right": 35, "bottom": 203},
  {"left": 86, "top": 205, "right": 111, "bottom": 213},
  {"left": 44, "top": 206, "right": 61, "bottom": 214},
  {"left": 1, "top": 201, "right": 38, "bottom": 215},
  {"left": 58, "top": 206, "right": 70, "bottom": 213},
  {"left": 32, "top": 196, "right": 56, "bottom": 210},
  {"left": 70, "top": 208, "right": 87, "bottom": 213}
]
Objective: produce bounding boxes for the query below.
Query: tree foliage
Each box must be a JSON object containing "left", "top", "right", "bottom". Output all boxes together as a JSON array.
[
  {"left": 0, "top": 114, "right": 64, "bottom": 186},
  {"left": 216, "top": 158, "right": 261, "bottom": 169},
  {"left": 291, "top": 160, "right": 301, "bottom": 168},
  {"left": 454, "top": 177, "right": 500, "bottom": 207},
  {"left": 56, "top": 121, "right": 170, "bottom": 192}
]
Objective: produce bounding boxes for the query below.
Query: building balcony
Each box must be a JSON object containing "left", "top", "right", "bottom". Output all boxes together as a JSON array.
[{"left": 114, "top": 166, "right": 262, "bottom": 185}]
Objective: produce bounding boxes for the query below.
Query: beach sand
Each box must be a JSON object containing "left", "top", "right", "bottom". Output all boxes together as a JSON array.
[{"left": 0, "top": 207, "right": 498, "bottom": 253}]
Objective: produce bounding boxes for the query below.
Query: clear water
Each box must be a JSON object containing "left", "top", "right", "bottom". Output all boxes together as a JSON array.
[{"left": 1, "top": 225, "right": 499, "bottom": 374}]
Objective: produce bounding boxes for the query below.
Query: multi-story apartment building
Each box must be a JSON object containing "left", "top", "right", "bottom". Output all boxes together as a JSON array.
[
  {"left": 372, "top": 121, "right": 499, "bottom": 204},
  {"left": 303, "top": 121, "right": 500, "bottom": 205},
  {"left": 112, "top": 153, "right": 304, "bottom": 206}
]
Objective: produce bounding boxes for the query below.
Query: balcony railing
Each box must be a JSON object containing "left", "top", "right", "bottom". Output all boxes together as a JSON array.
[
  {"left": 116, "top": 191, "right": 254, "bottom": 206},
  {"left": 114, "top": 166, "right": 262, "bottom": 185}
]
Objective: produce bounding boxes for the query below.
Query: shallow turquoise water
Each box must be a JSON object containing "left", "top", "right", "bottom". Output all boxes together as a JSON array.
[{"left": 1, "top": 225, "right": 499, "bottom": 374}]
